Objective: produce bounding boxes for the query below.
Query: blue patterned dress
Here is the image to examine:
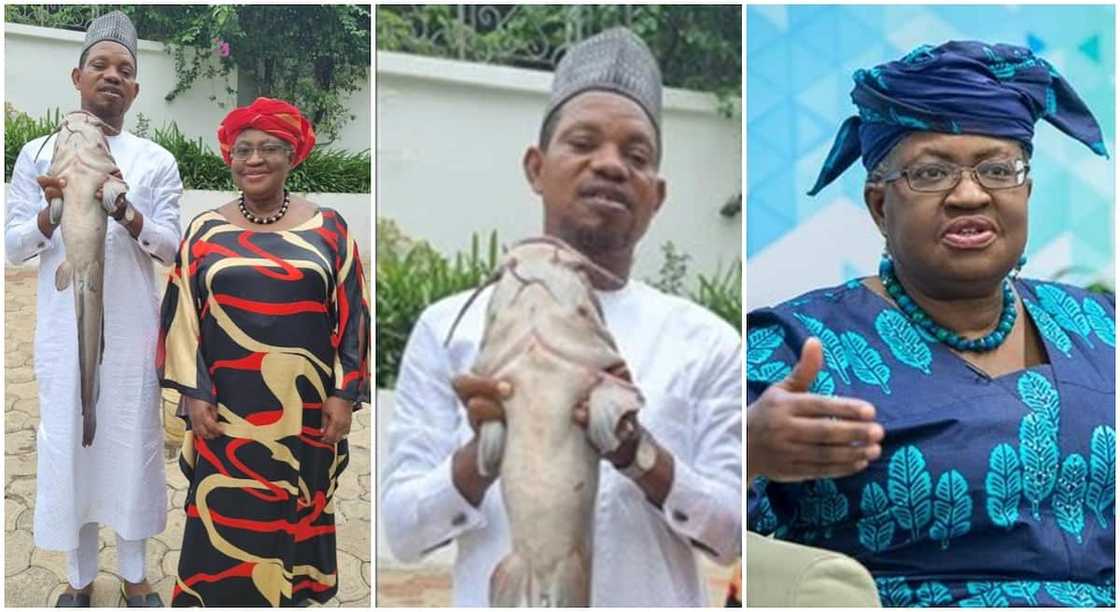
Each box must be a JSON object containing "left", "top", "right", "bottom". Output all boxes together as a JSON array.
[{"left": 748, "top": 278, "right": 1115, "bottom": 607}]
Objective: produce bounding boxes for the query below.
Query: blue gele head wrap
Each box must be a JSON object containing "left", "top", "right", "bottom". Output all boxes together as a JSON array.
[{"left": 808, "top": 40, "right": 1109, "bottom": 196}]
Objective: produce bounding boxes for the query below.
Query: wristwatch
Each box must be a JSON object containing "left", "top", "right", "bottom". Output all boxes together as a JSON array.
[
  {"left": 621, "top": 429, "right": 657, "bottom": 480},
  {"left": 111, "top": 199, "right": 135, "bottom": 224}
]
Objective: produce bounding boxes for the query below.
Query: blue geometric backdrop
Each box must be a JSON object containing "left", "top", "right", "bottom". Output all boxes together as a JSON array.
[{"left": 747, "top": 5, "right": 1114, "bottom": 308}]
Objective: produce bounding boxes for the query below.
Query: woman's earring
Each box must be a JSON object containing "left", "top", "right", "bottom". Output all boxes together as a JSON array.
[
  {"left": 879, "top": 245, "right": 892, "bottom": 277},
  {"left": 1012, "top": 254, "right": 1027, "bottom": 278}
]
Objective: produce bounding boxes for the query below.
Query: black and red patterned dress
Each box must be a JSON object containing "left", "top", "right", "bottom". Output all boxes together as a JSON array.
[{"left": 158, "top": 207, "right": 369, "bottom": 606}]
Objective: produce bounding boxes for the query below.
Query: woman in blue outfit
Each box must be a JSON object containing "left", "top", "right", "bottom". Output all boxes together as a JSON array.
[{"left": 746, "top": 41, "right": 1115, "bottom": 607}]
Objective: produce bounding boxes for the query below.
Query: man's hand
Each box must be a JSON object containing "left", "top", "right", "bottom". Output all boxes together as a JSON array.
[
  {"left": 450, "top": 374, "right": 511, "bottom": 506},
  {"left": 36, "top": 176, "right": 66, "bottom": 235},
  {"left": 37, "top": 175, "right": 65, "bottom": 205},
  {"left": 572, "top": 362, "right": 639, "bottom": 467},
  {"left": 747, "top": 338, "right": 884, "bottom": 483},
  {"left": 451, "top": 374, "right": 512, "bottom": 434},
  {"left": 96, "top": 169, "right": 127, "bottom": 216},
  {"left": 187, "top": 397, "right": 223, "bottom": 439},
  {"left": 321, "top": 395, "right": 353, "bottom": 444}
]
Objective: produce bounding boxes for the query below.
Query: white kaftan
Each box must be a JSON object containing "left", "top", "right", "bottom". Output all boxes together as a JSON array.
[
  {"left": 5, "top": 130, "right": 182, "bottom": 550},
  {"left": 382, "top": 280, "right": 743, "bottom": 606}
]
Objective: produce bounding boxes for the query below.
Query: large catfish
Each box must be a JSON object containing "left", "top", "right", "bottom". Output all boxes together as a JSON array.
[
  {"left": 39, "top": 110, "right": 128, "bottom": 447},
  {"left": 446, "top": 236, "right": 644, "bottom": 606}
]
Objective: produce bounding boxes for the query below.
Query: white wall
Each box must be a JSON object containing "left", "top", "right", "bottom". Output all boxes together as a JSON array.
[
  {"left": 4, "top": 22, "right": 371, "bottom": 155},
  {"left": 5, "top": 23, "right": 236, "bottom": 148},
  {"left": 377, "top": 51, "right": 742, "bottom": 283}
]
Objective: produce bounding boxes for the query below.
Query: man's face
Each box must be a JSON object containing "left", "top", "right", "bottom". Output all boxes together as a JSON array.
[
  {"left": 865, "top": 132, "right": 1031, "bottom": 297},
  {"left": 72, "top": 41, "right": 139, "bottom": 121},
  {"left": 524, "top": 91, "right": 666, "bottom": 258}
]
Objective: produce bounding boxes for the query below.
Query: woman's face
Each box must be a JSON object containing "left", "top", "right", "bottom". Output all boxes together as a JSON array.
[
  {"left": 230, "top": 128, "right": 294, "bottom": 200},
  {"left": 865, "top": 132, "right": 1031, "bottom": 299}
]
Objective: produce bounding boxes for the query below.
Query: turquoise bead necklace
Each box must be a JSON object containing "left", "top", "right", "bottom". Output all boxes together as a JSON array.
[{"left": 878, "top": 255, "right": 1023, "bottom": 353}]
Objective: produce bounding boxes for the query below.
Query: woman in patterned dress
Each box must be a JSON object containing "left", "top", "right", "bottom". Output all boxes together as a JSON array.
[
  {"left": 159, "top": 98, "right": 370, "bottom": 606},
  {"left": 746, "top": 42, "right": 1114, "bottom": 607}
]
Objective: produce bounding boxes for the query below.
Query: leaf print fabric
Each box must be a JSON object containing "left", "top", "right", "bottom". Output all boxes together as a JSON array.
[
  {"left": 1024, "top": 300, "right": 1073, "bottom": 357},
  {"left": 842, "top": 331, "right": 893, "bottom": 395},
  {"left": 875, "top": 310, "right": 933, "bottom": 375},
  {"left": 915, "top": 581, "right": 951, "bottom": 606},
  {"left": 858, "top": 482, "right": 895, "bottom": 553},
  {"left": 887, "top": 446, "right": 932, "bottom": 541},
  {"left": 1035, "top": 284, "right": 1094, "bottom": 348},
  {"left": 930, "top": 470, "right": 972, "bottom": 549},
  {"left": 1019, "top": 412, "right": 1058, "bottom": 520},
  {"left": 747, "top": 325, "right": 785, "bottom": 365},
  {"left": 1086, "top": 426, "right": 1115, "bottom": 529},
  {"left": 748, "top": 278, "right": 1114, "bottom": 607},
  {"left": 1082, "top": 297, "right": 1115, "bottom": 347},
  {"left": 1053, "top": 453, "right": 1087, "bottom": 542},
  {"left": 793, "top": 312, "right": 851, "bottom": 384},
  {"left": 1017, "top": 371, "right": 1060, "bottom": 437},
  {"left": 984, "top": 444, "right": 1022, "bottom": 528}
]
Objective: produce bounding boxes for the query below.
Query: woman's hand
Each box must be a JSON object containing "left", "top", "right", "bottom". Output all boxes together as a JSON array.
[
  {"left": 321, "top": 396, "right": 353, "bottom": 445},
  {"left": 747, "top": 338, "right": 884, "bottom": 482},
  {"left": 187, "top": 397, "right": 223, "bottom": 439}
]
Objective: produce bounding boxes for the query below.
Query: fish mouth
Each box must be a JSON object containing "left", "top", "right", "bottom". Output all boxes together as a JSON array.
[
  {"left": 941, "top": 216, "right": 998, "bottom": 250},
  {"left": 577, "top": 182, "right": 631, "bottom": 211}
]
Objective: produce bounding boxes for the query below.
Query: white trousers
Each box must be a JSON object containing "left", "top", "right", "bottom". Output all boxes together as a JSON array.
[{"left": 66, "top": 523, "right": 147, "bottom": 589}]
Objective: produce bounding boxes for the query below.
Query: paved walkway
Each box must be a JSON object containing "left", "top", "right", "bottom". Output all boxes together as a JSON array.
[
  {"left": 5, "top": 264, "right": 371, "bottom": 607},
  {"left": 376, "top": 557, "right": 733, "bottom": 606}
]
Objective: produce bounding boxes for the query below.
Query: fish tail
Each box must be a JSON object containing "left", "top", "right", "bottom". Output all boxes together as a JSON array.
[
  {"left": 75, "top": 264, "right": 104, "bottom": 447},
  {"left": 490, "top": 551, "right": 531, "bottom": 607},
  {"left": 489, "top": 548, "right": 590, "bottom": 607},
  {"left": 544, "top": 548, "right": 591, "bottom": 607}
]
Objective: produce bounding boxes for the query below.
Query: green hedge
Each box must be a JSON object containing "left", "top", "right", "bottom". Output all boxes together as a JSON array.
[
  {"left": 4, "top": 105, "right": 370, "bottom": 193},
  {"left": 375, "top": 219, "right": 742, "bottom": 388}
]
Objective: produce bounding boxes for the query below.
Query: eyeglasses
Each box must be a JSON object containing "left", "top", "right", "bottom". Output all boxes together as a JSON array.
[
  {"left": 230, "top": 143, "right": 291, "bottom": 161},
  {"left": 880, "top": 159, "right": 1030, "bottom": 193}
]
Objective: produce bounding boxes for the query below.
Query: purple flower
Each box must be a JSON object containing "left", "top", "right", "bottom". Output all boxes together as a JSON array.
[{"left": 217, "top": 39, "right": 230, "bottom": 58}]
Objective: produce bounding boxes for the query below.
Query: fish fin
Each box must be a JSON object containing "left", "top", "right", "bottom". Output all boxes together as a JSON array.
[
  {"left": 54, "top": 261, "right": 72, "bottom": 291},
  {"left": 477, "top": 420, "right": 506, "bottom": 478},
  {"left": 444, "top": 267, "right": 504, "bottom": 346},
  {"left": 586, "top": 377, "right": 643, "bottom": 454},
  {"left": 48, "top": 197, "right": 63, "bottom": 226},
  {"left": 489, "top": 552, "right": 531, "bottom": 607},
  {"left": 546, "top": 547, "right": 591, "bottom": 606}
]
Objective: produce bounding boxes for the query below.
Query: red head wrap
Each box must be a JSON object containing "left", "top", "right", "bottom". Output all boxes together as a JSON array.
[{"left": 217, "top": 97, "right": 316, "bottom": 167}]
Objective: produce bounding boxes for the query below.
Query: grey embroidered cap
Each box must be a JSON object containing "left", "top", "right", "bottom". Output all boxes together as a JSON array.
[
  {"left": 81, "top": 10, "right": 138, "bottom": 65},
  {"left": 542, "top": 27, "right": 662, "bottom": 142}
]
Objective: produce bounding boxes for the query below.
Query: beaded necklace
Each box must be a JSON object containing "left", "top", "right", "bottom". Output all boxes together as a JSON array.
[
  {"left": 878, "top": 255, "right": 1019, "bottom": 352},
  {"left": 239, "top": 190, "right": 289, "bottom": 225}
]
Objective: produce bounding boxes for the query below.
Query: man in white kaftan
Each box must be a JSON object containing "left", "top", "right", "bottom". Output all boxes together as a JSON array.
[
  {"left": 381, "top": 28, "right": 742, "bottom": 606},
  {"left": 4, "top": 11, "right": 180, "bottom": 607},
  {"left": 385, "top": 284, "right": 742, "bottom": 605}
]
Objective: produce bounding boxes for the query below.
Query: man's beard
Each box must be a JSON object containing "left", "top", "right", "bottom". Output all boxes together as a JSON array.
[{"left": 568, "top": 226, "right": 627, "bottom": 256}]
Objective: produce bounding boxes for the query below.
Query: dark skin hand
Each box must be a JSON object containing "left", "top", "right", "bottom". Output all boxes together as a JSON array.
[
  {"left": 320, "top": 395, "right": 353, "bottom": 445},
  {"left": 450, "top": 371, "right": 674, "bottom": 508},
  {"left": 187, "top": 395, "right": 353, "bottom": 444},
  {"left": 747, "top": 338, "right": 885, "bottom": 483},
  {"left": 35, "top": 171, "right": 143, "bottom": 240},
  {"left": 449, "top": 375, "right": 511, "bottom": 506},
  {"left": 186, "top": 397, "right": 223, "bottom": 439}
]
